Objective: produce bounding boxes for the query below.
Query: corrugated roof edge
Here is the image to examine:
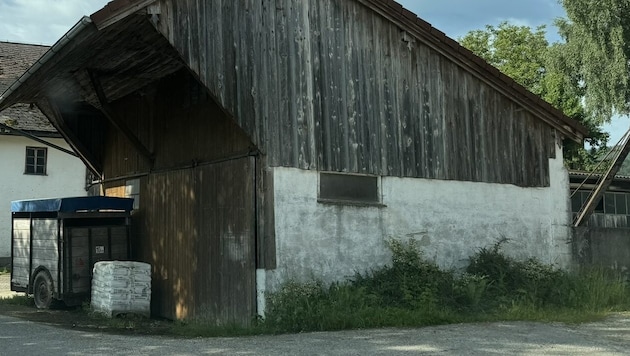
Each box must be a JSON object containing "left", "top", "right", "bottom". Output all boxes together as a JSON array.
[{"left": 569, "top": 170, "right": 630, "bottom": 182}]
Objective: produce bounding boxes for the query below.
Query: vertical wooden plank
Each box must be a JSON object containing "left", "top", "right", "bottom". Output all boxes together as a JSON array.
[
  {"left": 309, "top": 0, "right": 325, "bottom": 170},
  {"left": 441, "top": 59, "right": 455, "bottom": 180},
  {"left": 353, "top": 5, "right": 371, "bottom": 174},
  {"left": 430, "top": 51, "right": 444, "bottom": 179},
  {"left": 371, "top": 11, "right": 386, "bottom": 175},
  {"left": 399, "top": 34, "right": 416, "bottom": 178},
  {"left": 383, "top": 25, "right": 399, "bottom": 176},
  {"left": 343, "top": 2, "right": 360, "bottom": 173},
  {"left": 419, "top": 44, "right": 433, "bottom": 179},
  {"left": 275, "top": 0, "right": 291, "bottom": 166}
]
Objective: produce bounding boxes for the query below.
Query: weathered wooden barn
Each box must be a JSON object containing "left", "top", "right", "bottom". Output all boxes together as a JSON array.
[{"left": 0, "top": 0, "right": 587, "bottom": 324}]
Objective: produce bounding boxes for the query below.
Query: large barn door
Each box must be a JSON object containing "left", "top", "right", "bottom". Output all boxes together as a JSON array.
[
  {"left": 140, "top": 156, "right": 256, "bottom": 324},
  {"left": 196, "top": 156, "right": 256, "bottom": 325}
]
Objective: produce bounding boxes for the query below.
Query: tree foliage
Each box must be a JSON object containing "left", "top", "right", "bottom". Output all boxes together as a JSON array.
[
  {"left": 459, "top": 22, "right": 607, "bottom": 170},
  {"left": 559, "top": 0, "right": 630, "bottom": 123}
]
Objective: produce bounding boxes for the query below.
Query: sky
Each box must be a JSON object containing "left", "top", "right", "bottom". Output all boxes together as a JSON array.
[{"left": 0, "top": 0, "right": 625, "bottom": 143}]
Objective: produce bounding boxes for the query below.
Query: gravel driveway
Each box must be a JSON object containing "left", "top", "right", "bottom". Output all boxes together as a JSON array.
[
  {"left": 1, "top": 312, "right": 630, "bottom": 355},
  {"left": 2, "top": 273, "right": 630, "bottom": 355}
]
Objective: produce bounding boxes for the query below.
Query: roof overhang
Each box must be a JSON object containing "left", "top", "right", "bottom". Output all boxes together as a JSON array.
[
  {"left": 0, "top": 14, "right": 183, "bottom": 111},
  {"left": 0, "top": 3, "right": 184, "bottom": 176}
]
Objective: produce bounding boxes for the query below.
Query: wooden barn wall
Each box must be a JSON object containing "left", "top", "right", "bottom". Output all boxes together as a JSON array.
[
  {"left": 155, "top": 0, "right": 554, "bottom": 187},
  {"left": 101, "top": 70, "right": 257, "bottom": 322},
  {"left": 102, "top": 69, "right": 253, "bottom": 178}
]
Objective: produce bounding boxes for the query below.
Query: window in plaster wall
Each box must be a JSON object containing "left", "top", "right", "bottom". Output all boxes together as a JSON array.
[
  {"left": 24, "top": 147, "right": 47, "bottom": 175},
  {"left": 318, "top": 172, "right": 382, "bottom": 205}
]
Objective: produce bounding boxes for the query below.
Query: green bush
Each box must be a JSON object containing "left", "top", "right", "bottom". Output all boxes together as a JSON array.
[{"left": 262, "top": 238, "right": 630, "bottom": 333}]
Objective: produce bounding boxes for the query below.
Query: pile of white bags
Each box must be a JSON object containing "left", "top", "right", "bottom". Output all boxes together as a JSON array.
[{"left": 91, "top": 261, "right": 151, "bottom": 317}]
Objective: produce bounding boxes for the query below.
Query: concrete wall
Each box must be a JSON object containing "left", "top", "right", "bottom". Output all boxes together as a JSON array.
[
  {"left": 0, "top": 135, "right": 87, "bottom": 264},
  {"left": 573, "top": 227, "right": 630, "bottom": 273},
  {"left": 264, "top": 144, "right": 572, "bottom": 293}
]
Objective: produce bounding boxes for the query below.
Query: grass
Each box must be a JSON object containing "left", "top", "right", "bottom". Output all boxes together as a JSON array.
[
  {"left": 0, "top": 238, "right": 628, "bottom": 337},
  {"left": 0, "top": 295, "right": 31, "bottom": 306},
  {"left": 261, "top": 239, "right": 630, "bottom": 333}
]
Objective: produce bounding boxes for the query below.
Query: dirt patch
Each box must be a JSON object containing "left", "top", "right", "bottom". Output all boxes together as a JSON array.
[{"left": 0, "top": 273, "right": 172, "bottom": 335}]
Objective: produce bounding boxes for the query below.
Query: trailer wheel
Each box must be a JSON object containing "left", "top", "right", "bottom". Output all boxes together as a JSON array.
[{"left": 33, "top": 271, "right": 53, "bottom": 309}]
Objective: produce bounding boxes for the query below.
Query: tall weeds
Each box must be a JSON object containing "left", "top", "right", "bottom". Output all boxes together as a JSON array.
[{"left": 263, "top": 239, "right": 630, "bottom": 333}]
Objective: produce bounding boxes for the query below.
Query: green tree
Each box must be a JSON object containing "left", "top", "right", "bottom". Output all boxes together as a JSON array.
[
  {"left": 460, "top": 22, "right": 607, "bottom": 170},
  {"left": 558, "top": 0, "right": 630, "bottom": 124}
]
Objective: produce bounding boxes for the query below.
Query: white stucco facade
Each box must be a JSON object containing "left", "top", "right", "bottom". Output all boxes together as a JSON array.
[
  {"left": 0, "top": 135, "right": 87, "bottom": 262},
  {"left": 263, "top": 143, "right": 572, "bottom": 295}
]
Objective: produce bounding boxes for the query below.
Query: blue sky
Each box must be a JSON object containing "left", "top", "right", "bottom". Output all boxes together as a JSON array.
[{"left": 0, "top": 0, "right": 625, "bottom": 143}]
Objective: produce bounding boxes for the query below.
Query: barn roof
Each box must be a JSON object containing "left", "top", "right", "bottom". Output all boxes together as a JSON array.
[
  {"left": 0, "top": 41, "right": 58, "bottom": 135},
  {"left": 0, "top": 0, "right": 587, "bottom": 146}
]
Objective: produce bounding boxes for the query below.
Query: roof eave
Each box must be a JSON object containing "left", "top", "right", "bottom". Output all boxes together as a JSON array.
[
  {"left": 0, "top": 16, "right": 94, "bottom": 111},
  {"left": 90, "top": 0, "right": 157, "bottom": 30}
]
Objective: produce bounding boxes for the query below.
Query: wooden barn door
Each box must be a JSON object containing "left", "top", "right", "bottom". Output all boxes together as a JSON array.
[
  {"left": 140, "top": 156, "right": 256, "bottom": 324},
  {"left": 195, "top": 156, "right": 256, "bottom": 325}
]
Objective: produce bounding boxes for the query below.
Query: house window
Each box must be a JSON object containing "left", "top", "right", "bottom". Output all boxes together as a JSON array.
[
  {"left": 318, "top": 172, "right": 381, "bottom": 205},
  {"left": 25, "top": 147, "right": 47, "bottom": 175}
]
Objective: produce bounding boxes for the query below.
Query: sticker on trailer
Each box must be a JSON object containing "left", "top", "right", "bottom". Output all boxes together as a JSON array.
[{"left": 95, "top": 246, "right": 105, "bottom": 254}]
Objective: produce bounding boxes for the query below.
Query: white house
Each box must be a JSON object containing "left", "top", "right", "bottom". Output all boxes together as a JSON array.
[{"left": 0, "top": 42, "right": 87, "bottom": 266}]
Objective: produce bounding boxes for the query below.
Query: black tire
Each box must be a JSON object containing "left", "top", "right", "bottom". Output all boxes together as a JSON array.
[{"left": 33, "top": 271, "right": 53, "bottom": 309}]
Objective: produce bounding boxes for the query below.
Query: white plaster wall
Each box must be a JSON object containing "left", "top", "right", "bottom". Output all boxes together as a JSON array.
[
  {"left": 266, "top": 143, "right": 572, "bottom": 292},
  {"left": 0, "top": 135, "right": 87, "bottom": 260}
]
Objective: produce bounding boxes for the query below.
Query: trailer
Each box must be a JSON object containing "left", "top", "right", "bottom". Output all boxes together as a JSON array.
[{"left": 10, "top": 196, "right": 134, "bottom": 308}]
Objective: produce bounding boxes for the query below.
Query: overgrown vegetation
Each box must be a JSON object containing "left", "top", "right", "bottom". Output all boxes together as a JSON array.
[
  {"left": 0, "top": 239, "right": 628, "bottom": 336},
  {"left": 263, "top": 239, "right": 630, "bottom": 333}
]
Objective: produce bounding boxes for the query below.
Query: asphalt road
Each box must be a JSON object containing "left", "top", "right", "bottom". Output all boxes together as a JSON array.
[{"left": 1, "top": 312, "right": 630, "bottom": 356}]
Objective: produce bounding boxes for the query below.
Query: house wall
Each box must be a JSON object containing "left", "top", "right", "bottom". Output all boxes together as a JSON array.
[
  {"left": 0, "top": 135, "right": 86, "bottom": 264},
  {"left": 263, "top": 143, "right": 572, "bottom": 296},
  {"left": 156, "top": 0, "right": 555, "bottom": 187}
]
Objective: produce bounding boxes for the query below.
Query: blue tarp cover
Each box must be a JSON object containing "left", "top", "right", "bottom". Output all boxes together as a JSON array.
[{"left": 11, "top": 196, "right": 134, "bottom": 213}]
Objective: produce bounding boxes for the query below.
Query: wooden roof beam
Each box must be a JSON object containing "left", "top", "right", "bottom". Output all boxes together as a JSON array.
[
  {"left": 87, "top": 68, "right": 154, "bottom": 167},
  {"left": 574, "top": 128, "right": 630, "bottom": 226},
  {"left": 37, "top": 98, "right": 103, "bottom": 177}
]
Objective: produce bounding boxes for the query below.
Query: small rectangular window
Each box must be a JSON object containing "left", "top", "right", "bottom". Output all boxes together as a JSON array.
[
  {"left": 604, "top": 193, "right": 616, "bottom": 214},
  {"left": 25, "top": 147, "right": 47, "bottom": 175},
  {"left": 319, "top": 172, "right": 380, "bottom": 204},
  {"left": 571, "top": 191, "right": 583, "bottom": 213},
  {"left": 616, "top": 193, "right": 627, "bottom": 215}
]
